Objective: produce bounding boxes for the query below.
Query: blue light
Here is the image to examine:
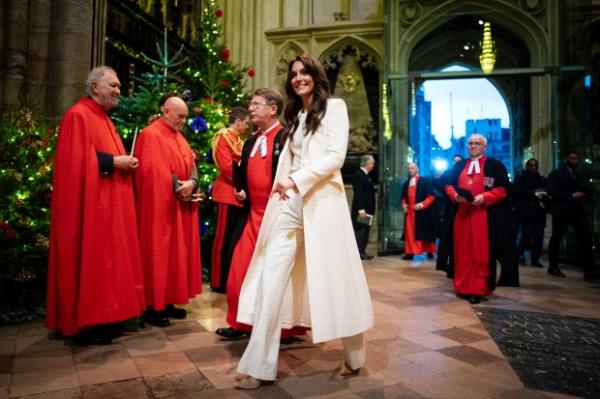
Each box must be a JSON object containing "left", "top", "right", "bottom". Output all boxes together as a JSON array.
[
  {"left": 432, "top": 158, "right": 448, "bottom": 172},
  {"left": 585, "top": 75, "right": 591, "bottom": 88}
]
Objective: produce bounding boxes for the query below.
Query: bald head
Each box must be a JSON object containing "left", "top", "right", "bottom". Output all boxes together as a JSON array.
[
  {"left": 407, "top": 162, "right": 419, "bottom": 177},
  {"left": 161, "top": 96, "right": 189, "bottom": 131},
  {"left": 467, "top": 134, "right": 487, "bottom": 159}
]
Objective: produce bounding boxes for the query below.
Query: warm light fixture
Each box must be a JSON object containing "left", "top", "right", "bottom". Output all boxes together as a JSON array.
[
  {"left": 479, "top": 22, "right": 496, "bottom": 74},
  {"left": 382, "top": 83, "right": 392, "bottom": 141}
]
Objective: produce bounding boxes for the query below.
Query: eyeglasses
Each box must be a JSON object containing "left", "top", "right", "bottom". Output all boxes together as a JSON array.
[
  {"left": 467, "top": 142, "right": 484, "bottom": 146},
  {"left": 248, "top": 101, "right": 271, "bottom": 109}
]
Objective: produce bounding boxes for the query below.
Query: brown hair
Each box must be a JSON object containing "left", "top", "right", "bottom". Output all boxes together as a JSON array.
[
  {"left": 253, "top": 88, "right": 284, "bottom": 117},
  {"left": 284, "top": 54, "right": 330, "bottom": 136},
  {"left": 228, "top": 106, "right": 250, "bottom": 124}
]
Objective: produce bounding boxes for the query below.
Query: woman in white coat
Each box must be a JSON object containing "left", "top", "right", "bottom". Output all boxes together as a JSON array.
[{"left": 234, "top": 54, "right": 374, "bottom": 390}]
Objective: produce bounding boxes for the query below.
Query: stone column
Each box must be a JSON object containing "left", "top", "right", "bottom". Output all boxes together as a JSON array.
[
  {"left": 1, "top": 0, "right": 29, "bottom": 111},
  {"left": 46, "top": 0, "right": 94, "bottom": 120},
  {"left": 530, "top": 74, "right": 553, "bottom": 175},
  {"left": 24, "top": 0, "right": 52, "bottom": 114}
]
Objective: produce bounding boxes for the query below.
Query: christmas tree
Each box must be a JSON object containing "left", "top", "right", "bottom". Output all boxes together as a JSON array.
[{"left": 0, "top": 110, "right": 55, "bottom": 322}]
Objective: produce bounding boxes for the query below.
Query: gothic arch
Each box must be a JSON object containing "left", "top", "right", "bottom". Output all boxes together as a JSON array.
[
  {"left": 396, "top": 0, "right": 550, "bottom": 72},
  {"left": 273, "top": 41, "right": 306, "bottom": 79},
  {"left": 317, "top": 36, "right": 383, "bottom": 70}
]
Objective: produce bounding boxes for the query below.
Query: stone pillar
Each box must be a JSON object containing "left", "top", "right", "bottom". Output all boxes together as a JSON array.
[
  {"left": 531, "top": 74, "right": 553, "bottom": 175},
  {"left": 1, "top": 0, "right": 29, "bottom": 111},
  {"left": 24, "top": 0, "right": 52, "bottom": 114},
  {"left": 91, "top": 0, "right": 107, "bottom": 67},
  {"left": 46, "top": 0, "right": 94, "bottom": 120}
]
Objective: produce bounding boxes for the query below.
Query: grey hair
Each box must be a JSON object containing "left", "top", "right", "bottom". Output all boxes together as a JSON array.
[
  {"left": 86, "top": 66, "right": 117, "bottom": 96},
  {"left": 360, "top": 154, "right": 374, "bottom": 167},
  {"left": 468, "top": 133, "right": 488, "bottom": 146}
]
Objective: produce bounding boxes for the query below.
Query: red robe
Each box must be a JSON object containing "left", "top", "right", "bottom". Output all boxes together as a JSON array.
[
  {"left": 226, "top": 126, "right": 306, "bottom": 338},
  {"left": 46, "top": 97, "right": 145, "bottom": 336},
  {"left": 134, "top": 118, "right": 202, "bottom": 310},
  {"left": 403, "top": 176, "right": 436, "bottom": 255},
  {"left": 445, "top": 157, "right": 506, "bottom": 296},
  {"left": 211, "top": 128, "right": 243, "bottom": 290}
]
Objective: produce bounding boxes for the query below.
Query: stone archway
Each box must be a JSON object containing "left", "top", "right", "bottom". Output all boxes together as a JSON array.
[{"left": 389, "top": 0, "right": 553, "bottom": 173}]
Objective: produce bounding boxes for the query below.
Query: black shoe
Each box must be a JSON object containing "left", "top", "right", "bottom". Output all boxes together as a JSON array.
[
  {"left": 531, "top": 261, "right": 544, "bottom": 268},
  {"left": 360, "top": 253, "right": 374, "bottom": 260},
  {"left": 584, "top": 272, "right": 600, "bottom": 281},
  {"left": 548, "top": 268, "right": 566, "bottom": 278},
  {"left": 402, "top": 254, "right": 413, "bottom": 260},
  {"left": 143, "top": 309, "right": 171, "bottom": 327},
  {"left": 456, "top": 293, "right": 468, "bottom": 300},
  {"left": 280, "top": 336, "right": 305, "bottom": 345},
  {"left": 72, "top": 327, "right": 113, "bottom": 346},
  {"left": 215, "top": 327, "right": 249, "bottom": 340},
  {"left": 467, "top": 295, "right": 482, "bottom": 304},
  {"left": 165, "top": 304, "right": 187, "bottom": 319},
  {"left": 427, "top": 253, "right": 434, "bottom": 259}
]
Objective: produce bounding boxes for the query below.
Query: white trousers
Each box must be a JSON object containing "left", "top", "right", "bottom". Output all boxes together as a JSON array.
[{"left": 236, "top": 190, "right": 365, "bottom": 381}]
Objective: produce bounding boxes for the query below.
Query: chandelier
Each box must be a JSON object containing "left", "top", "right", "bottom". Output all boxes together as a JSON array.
[{"left": 479, "top": 22, "right": 496, "bottom": 74}]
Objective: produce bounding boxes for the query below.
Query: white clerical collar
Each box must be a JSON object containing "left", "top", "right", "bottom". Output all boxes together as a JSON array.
[
  {"left": 261, "top": 121, "right": 280, "bottom": 136},
  {"left": 467, "top": 156, "right": 483, "bottom": 175},
  {"left": 409, "top": 175, "right": 418, "bottom": 186},
  {"left": 360, "top": 167, "right": 369, "bottom": 175},
  {"left": 250, "top": 121, "right": 280, "bottom": 158}
]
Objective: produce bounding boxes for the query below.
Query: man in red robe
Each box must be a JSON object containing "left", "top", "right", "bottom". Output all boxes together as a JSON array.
[
  {"left": 210, "top": 107, "right": 250, "bottom": 292},
  {"left": 216, "top": 89, "right": 306, "bottom": 341},
  {"left": 401, "top": 162, "right": 437, "bottom": 260},
  {"left": 134, "top": 93, "right": 202, "bottom": 327},
  {"left": 445, "top": 134, "right": 518, "bottom": 304},
  {"left": 46, "top": 66, "right": 145, "bottom": 345}
]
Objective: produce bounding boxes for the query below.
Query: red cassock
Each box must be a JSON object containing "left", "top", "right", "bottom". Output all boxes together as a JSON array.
[
  {"left": 445, "top": 157, "right": 506, "bottom": 296},
  {"left": 226, "top": 126, "right": 306, "bottom": 338},
  {"left": 211, "top": 128, "right": 243, "bottom": 290},
  {"left": 403, "top": 177, "right": 436, "bottom": 255},
  {"left": 133, "top": 118, "right": 202, "bottom": 310},
  {"left": 46, "top": 97, "right": 145, "bottom": 336}
]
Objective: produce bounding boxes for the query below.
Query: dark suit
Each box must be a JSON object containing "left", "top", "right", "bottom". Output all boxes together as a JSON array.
[
  {"left": 513, "top": 171, "right": 547, "bottom": 265},
  {"left": 547, "top": 165, "right": 596, "bottom": 274},
  {"left": 351, "top": 168, "right": 375, "bottom": 257}
]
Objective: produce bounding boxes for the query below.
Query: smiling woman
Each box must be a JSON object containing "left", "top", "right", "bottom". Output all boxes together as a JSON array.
[{"left": 233, "top": 54, "right": 374, "bottom": 390}]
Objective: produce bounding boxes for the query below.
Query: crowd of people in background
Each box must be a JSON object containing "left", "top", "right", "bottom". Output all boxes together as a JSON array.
[{"left": 392, "top": 140, "right": 599, "bottom": 306}]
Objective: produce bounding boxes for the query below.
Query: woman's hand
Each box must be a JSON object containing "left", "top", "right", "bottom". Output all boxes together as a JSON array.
[{"left": 270, "top": 177, "right": 297, "bottom": 200}]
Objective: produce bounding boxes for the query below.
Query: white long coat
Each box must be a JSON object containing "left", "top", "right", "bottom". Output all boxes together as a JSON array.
[{"left": 237, "top": 99, "right": 374, "bottom": 343}]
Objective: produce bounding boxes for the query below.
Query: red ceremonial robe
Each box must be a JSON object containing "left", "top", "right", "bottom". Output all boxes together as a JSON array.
[
  {"left": 211, "top": 128, "right": 243, "bottom": 290},
  {"left": 226, "top": 126, "right": 306, "bottom": 338},
  {"left": 134, "top": 118, "right": 202, "bottom": 310},
  {"left": 46, "top": 97, "right": 145, "bottom": 336},
  {"left": 445, "top": 157, "right": 506, "bottom": 296},
  {"left": 403, "top": 176, "right": 436, "bottom": 255}
]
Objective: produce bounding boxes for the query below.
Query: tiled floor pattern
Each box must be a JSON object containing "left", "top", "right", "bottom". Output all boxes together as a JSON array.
[{"left": 1, "top": 255, "right": 598, "bottom": 398}]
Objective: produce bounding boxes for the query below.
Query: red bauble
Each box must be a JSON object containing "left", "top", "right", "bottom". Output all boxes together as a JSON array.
[
  {"left": 247, "top": 67, "right": 256, "bottom": 77},
  {"left": 221, "top": 80, "right": 230, "bottom": 89},
  {"left": 215, "top": 8, "right": 224, "bottom": 17},
  {"left": 220, "top": 48, "right": 230, "bottom": 61}
]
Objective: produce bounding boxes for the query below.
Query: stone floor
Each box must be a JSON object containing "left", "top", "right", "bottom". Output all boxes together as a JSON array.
[{"left": 1, "top": 255, "right": 599, "bottom": 399}]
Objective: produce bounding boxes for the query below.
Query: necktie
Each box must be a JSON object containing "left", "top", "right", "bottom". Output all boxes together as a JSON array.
[{"left": 250, "top": 134, "right": 267, "bottom": 158}]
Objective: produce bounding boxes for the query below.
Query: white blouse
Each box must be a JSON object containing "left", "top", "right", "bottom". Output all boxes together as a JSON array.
[{"left": 290, "top": 111, "right": 306, "bottom": 173}]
